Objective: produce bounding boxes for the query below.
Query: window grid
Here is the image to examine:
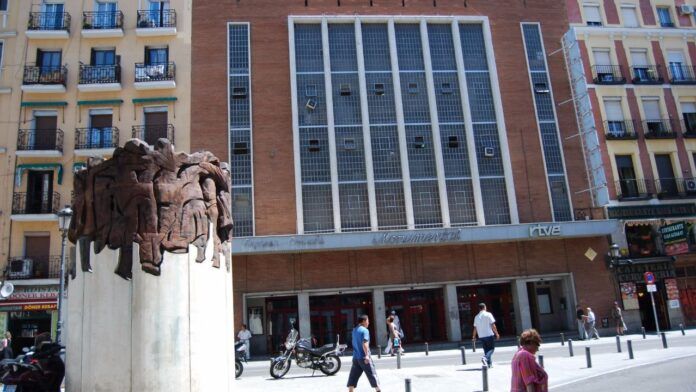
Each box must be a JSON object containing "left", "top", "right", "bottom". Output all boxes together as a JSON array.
[
  {"left": 297, "top": 74, "right": 328, "bottom": 126},
  {"left": 375, "top": 181, "right": 408, "bottom": 229},
  {"left": 446, "top": 179, "right": 477, "bottom": 226},
  {"left": 231, "top": 186, "right": 253, "bottom": 237},
  {"left": 371, "top": 125, "right": 403, "bottom": 180},
  {"left": 395, "top": 24, "right": 425, "bottom": 71},
  {"left": 331, "top": 73, "right": 362, "bottom": 125},
  {"left": 339, "top": 182, "right": 371, "bottom": 231},
  {"left": 530, "top": 72, "right": 555, "bottom": 121},
  {"left": 400, "top": 73, "right": 431, "bottom": 123},
  {"left": 427, "top": 24, "right": 457, "bottom": 71},
  {"left": 480, "top": 178, "right": 511, "bottom": 225},
  {"left": 300, "top": 127, "right": 331, "bottom": 183},
  {"left": 473, "top": 123, "right": 504, "bottom": 177},
  {"left": 336, "top": 126, "right": 367, "bottom": 182},
  {"left": 440, "top": 124, "right": 471, "bottom": 178},
  {"left": 329, "top": 23, "right": 358, "bottom": 72},
  {"left": 302, "top": 184, "right": 334, "bottom": 233},
  {"left": 433, "top": 73, "right": 464, "bottom": 123},
  {"left": 295, "top": 24, "right": 324, "bottom": 73},
  {"left": 549, "top": 176, "right": 572, "bottom": 221},
  {"left": 365, "top": 73, "right": 397, "bottom": 124},
  {"left": 411, "top": 180, "right": 443, "bottom": 228},
  {"left": 229, "top": 76, "right": 250, "bottom": 128},
  {"left": 406, "top": 125, "right": 438, "bottom": 179},
  {"left": 459, "top": 24, "right": 489, "bottom": 71},
  {"left": 466, "top": 73, "right": 497, "bottom": 122},
  {"left": 230, "top": 129, "right": 252, "bottom": 186},
  {"left": 362, "top": 23, "right": 391, "bottom": 72}
]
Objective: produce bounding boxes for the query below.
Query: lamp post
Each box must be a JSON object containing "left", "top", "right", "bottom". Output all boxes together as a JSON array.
[
  {"left": 56, "top": 205, "right": 72, "bottom": 345},
  {"left": 607, "top": 243, "right": 621, "bottom": 268}
]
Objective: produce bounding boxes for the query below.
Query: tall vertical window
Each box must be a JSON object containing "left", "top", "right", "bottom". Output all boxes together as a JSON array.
[
  {"left": 0, "top": 0, "right": 7, "bottom": 12},
  {"left": 656, "top": 7, "right": 674, "bottom": 27},
  {"left": 228, "top": 23, "right": 254, "bottom": 237},
  {"left": 681, "top": 102, "right": 696, "bottom": 134},
  {"left": 521, "top": 23, "right": 572, "bottom": 221},
  {"left": 583, "top": 4, "right": 603, "bottom": 26},
  {"left": 620, "top": 5, "right": 639, "bottom": 27},
  {"left": 0, "top": 41, "right": 4, "bottom": 78}
]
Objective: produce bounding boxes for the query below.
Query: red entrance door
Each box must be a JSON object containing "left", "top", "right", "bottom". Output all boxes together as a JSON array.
[
  {"left": 385, "top": 288, "right": 446, "bottom": 343},
  {"left": 457, "top": 283, "right": 515, "bottom": 338},
  {"left": 309, "top": 293, "right": 372, "bottom": 347},
  {"left": 265, "top": 297, "right": 298, "bottom": 354}
]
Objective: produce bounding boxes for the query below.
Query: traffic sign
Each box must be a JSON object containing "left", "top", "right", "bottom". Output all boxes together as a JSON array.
[
  {"left": 644, "top": 271, "right": 656, "bottom": 284},
  {"left": 647, "top": 284, "right": 657, "bottom": 293}
]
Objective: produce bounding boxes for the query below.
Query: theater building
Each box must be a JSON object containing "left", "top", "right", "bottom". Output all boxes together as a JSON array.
[{"left": 191, "top": 0, "right": 619, "bottom": 354}]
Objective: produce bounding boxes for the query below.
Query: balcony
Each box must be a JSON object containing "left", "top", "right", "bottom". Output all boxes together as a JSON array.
[
  {"left": 16, "top": 129, "right": 64, "bottom": 157},
  {"left": 668, "top": 65, "right": 696, "bottom": 85},
  {"left": 21, "top": 65, "right": 67, "bottom": 93},
  {"left": 134, "top": 62, "right": 176, "bottom": 90},
  {"left": 132, "top": 124, "right": 175, "bottom": 146},
  {"left": 592, "top": 65, "right": 626, "bottom": 84},
  {"left": 26, "top": 12, "right": 71, "bottom": 39},
  {"left": 655, "top": 178, "right": 696, "bottom": 199},
  {"left": 81, "top": 11, "right": 124, "bottom": 38},
  {"left": 136, "top": 9, "right": 176, "bottom": 36},
  {"left": 74, "top": 127, "right": 119, "bottom": 155},
  {"left": 604, "top": 120, "right": 638, "bottom": 140},
  {"left": 11, "top": 192, "right": 60, "bottom": 221},
  {"left": 78, "top": 63, "right": 121, "bottom": 92},
  {"left": 642, "top": 119, "right": 677, "bottom": 139},
  {"left": 6, "top": 256, "right": 61, "bottom": 280},
  {"left": 615, "top": 179, "right": 654, "bottom": 200},
  {"left": 631, "top": 65, "right": 664, "bottom": 84}
]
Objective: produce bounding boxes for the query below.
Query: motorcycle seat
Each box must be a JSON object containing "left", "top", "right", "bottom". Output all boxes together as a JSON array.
[{"left": 306, "top": 344, "right": 335, "bottom": 356}]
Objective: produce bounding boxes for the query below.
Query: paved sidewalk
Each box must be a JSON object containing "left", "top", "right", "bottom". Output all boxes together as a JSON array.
[{"left": 236, "top": 330, "right": 696, "bottom": 391}]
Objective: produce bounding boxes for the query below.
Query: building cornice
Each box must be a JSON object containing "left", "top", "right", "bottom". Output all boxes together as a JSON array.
[{"left": 573, "top": 26, "right": 696, "bottom": 40}]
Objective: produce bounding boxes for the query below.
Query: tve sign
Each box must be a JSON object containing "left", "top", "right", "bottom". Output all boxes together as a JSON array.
[{"left": 529, "top": 224, "right": 562, "bottom": 237}]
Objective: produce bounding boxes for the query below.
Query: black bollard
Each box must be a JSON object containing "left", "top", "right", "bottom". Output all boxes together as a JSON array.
[
  {"left": 425, "top": 342, "right": 429, "bottom": 356},
  {"left": 627, "top": 340, "right": 634, "bottom": 359},
  {"left": 482, "top": 365, "right": 489, "bottom": 391},
  {"left": 397, "top": 350, "right": 402, "bottom": 369},
  {"left": 538, "top": 354, "right": 544, "bottom": 368},
  {"left": 568, "top": 339, "right": 574, "bottom": 357},
  {"left": 585, "top": 347, "right": 592, "bottom": 368},
  {"left": 460, "top": 346, "right": 467, "bottom": 365},
  {"left": 615, "top": 335, "right": 622, "bottom": 353},
  {"left": 560, "top": 332, "right": 565, "bottom": 346},
  {"left": 680, "top": 323, "right": 685, "bottom": 336},
  {"left": 661, "top": 332, "right": 668, "bottom": 349},
  {"left": 641, "top": 326, "right": 646, "bottom": 339},
  {"left": 473, "top": 340, "right": 476, "bottom": 352},
  {"left": 378, "top": 345, "right": 381, "bottom": 359},
  {"left": 405, "top": 378, "right": 412, "bottom": 392}
]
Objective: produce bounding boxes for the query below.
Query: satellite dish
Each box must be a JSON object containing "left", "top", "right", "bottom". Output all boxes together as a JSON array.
[{"left": 0, "top": 282, "right": 14, "bottom": 299}]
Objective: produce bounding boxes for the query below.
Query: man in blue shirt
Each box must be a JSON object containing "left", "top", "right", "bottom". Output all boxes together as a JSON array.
[{"left": 347, "top": 315, "right": 381, "bottom": 392}]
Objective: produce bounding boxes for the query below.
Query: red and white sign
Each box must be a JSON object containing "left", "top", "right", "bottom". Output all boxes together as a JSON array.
[{"left": 644, "top": 271, "right": 656, "bottom": 285}]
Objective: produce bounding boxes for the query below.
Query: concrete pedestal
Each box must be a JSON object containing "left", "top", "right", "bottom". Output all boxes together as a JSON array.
[{"left": 65, "top": 239, "right": 234, "bottom": 391}]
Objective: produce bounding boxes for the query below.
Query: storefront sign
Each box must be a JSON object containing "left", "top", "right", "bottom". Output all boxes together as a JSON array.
[
  {"left": 528, "top": 224, "right": 562, "bottom": 237},
  {"left": 665, "top": 278, "right": 680, "bottom": 301},
  {"left": 616, "top": 260, "right": 676, "bottom": 283},
  {"left": 608, "top": 204, "right": 696, "bottom": 220},
  {"left": 373, "top": 230, "right": 460, "bottom": 245},
  {"left": 0, "top": 303, "right": 57, "bottom": 312},
  {"left": 669, "top": 299, "right": 681, "bottom": 309},
  {"left": 620, "top": 282, "right": 639, "bottom": 310},
  {"left": 659, "top": 222, "right": 689, "bottom": 256},
  {"left": 7, "top": 286, "right": 58, "bottom": 301}
]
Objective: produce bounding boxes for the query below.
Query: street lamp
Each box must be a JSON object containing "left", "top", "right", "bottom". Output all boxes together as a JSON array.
[{"left": 56, "top": 205, "right": 72, "bottom": 345}]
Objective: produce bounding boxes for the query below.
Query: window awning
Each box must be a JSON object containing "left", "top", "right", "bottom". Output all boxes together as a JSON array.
[
  {"left": 77, "top": 99, "right": 124, "bottom": 106},
  {"left": 15, "top": 163, "right": 63, "bottom": 187},
  {"left": 20, "top": 101, "right": 68, "bottom": 107},
  {"left": 132, "top": 97, "right": 177, "bottom": 104}
]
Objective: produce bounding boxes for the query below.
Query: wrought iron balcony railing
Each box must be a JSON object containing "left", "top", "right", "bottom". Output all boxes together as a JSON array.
[
  {"left": 668, "top": 64, "right": 696, "bottom": 85},
  {"left": 137, "top": 9, "right": 176, "bottom": 28},
  {"left": 592, "top": 65, "right": 626, "bottom": 84},
  {"left": 79, "top": 63, "right": 121, "bottom": 84},
  {"left": 12, "top": 192, "right": 60, "bottom": 215},
  {"left": 7, "top": 256, "right": 61, "bottom": 280},
  {"left": 82, "top": 11, "right": 123, "bottom": 30},
  {"left": 631, "top": 65, "right": 664, "bottom": 84},
  {"left": 134, "top": 62, "right": 175, "bottom": 82},
  {"left": 654, "top": 178, "right": 696, "bottom": 198},
  {"left": 682, "top": 119, "right": 696, "bottom": 138},
  {"left": 604, "top": 120, "right": 638, "bottom": 140},
  {"left": 28, "top": 12, "right": 71, "bottom": 31},
  {"left": 132, "top": 124, "right": 175, "bottom": 145},
  {"left": 615, "top": 179, "right": 654, "bottom": 200},
  {"left": 75, "top": 127, "right": 119, "bottom": 149},
  {"left": 23, "top": 65, "right": 67, "bottom": 85},
  {"left": 642, "top": 119, "right": 677, "bottom": 139},
  {"left": 17, "top": 129, "right": 64, "bottom": 152}
]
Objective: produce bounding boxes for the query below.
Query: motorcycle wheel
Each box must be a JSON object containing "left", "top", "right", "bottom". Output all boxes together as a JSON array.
[
  {"left": 235, "top": 360, "right": 243, "bottom": 379},
  {"left": 319, "top": 354, "right": 341, "bottom": 376},
  {"left": 270, "top": 359, "right": 291, "bottom": 379}
]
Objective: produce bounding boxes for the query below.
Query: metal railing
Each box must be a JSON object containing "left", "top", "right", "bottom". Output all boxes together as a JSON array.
[
  {"left": 17, "top": 129, "right": 64, "bottom": 152},
  {"left": 137, "top": 9, "right": 176, "bottom": 28},
  {"left": 132, "top": 124, "right": 175, "bottom": 145},
  {"left": 75, "top": 127, "right": 119, "bottom": 149},
  {"left": 12, "top": 192, "right": 61, "bottom": 215},
  {"left": 682, "top": 119, "right": 696, "bottom": 138},
  {"left": 668, "top": 65, "right": 696, "bottom": 84},
  {"left": 654, "top": 178, "right": 696, "bottom": 198},
  {"left": 7, "top": 256, "right": 61, "bottom": 280},
  {"left": 615, "top": 179, "right": 654, "bottom": 200},
  {"left": 28, "top": 12, "right": 71, "bottom": 31},
  {"left": 642, "top": 119, "right": 677, "bottom": 139},
  {"left": 631, "top": 65, "right": 664, "bottom": 84},
  {"left": 134, "top": 62, "right": 175, "bottom": 82},
  {"left": 23, "top": 65, "right": 67, "bottom": 85},
  {"left": 82, "top": 11, "right": 123, "bottom": 30},
  {"left": 592, "top": 65, "right": 626, "bottom": 84},
  {"left": 79, "top": 63, "right": 121, "bottom": 84},
  {"left": 604, "top": 120, "right": 638, "bottom": 139}
]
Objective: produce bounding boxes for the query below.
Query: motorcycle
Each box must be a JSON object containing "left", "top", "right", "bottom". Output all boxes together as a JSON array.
[
  {"left": 235, "top": 340, "right": 247, "bottom": 378},
  {"left": 0, "top": 341, "right": 65, "bottom": 392},
  {"left": 269, "top": 329, "right": 346, "bottom": 379}
]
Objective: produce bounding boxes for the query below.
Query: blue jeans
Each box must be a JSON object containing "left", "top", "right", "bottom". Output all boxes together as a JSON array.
[{"left": 480, "top": 336, "right": 495, "bottom": 366}]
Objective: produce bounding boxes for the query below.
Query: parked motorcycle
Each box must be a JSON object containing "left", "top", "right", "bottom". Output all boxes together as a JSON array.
[
  {"left": 235, "top": 340, "right": 247, "bottom": 378},
  {"left": 0, "top": 341, "right": 65, "bottom": 392},
  {"left": 269, "top": 329, "right": 346, "bottom": 379}
]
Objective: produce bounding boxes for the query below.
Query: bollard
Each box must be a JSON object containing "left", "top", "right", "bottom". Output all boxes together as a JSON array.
[
  {"left": 560, "top": 332, "right": 565, "bottom": 346},
  {"left": 568, "top": 339, "right": 574, "bottom": 357},
  {"left": 460, "top": 346, "right": 467, "bottom": 365},
  {"left": 627, "top": 340, "right": 634, "bottom": 359},
  {"left": 482, "top": 365, "right": 489, "bottom": 392},
  {"left": 680, "top": 323, "right": 685, "bottom": 336},
  {"left": 397, "top": 350, "right": 402, "bottom": 369},
  {"left": 615, "top": 335, "right": 622, "bottom": 353},
  {"left": 641, "top": 326, "right": 646, "bottom": 339},
  {"left": 585, "top": 347, "right": 592, "bottom": 368},
  {"left": 405, "top": 378, "right": 412, "bottom": 392},
  {"left": 538, "top": 354, "right": 544, "bottom": 368},
  {"left": 377, "top": 345, "right": 381, "bottom": 359},
  {"left": 661, "top": 332, "right": 668, "bottom": 349},
  {"left": 473, "top": 340, "right": 476, "bottom": 352}
]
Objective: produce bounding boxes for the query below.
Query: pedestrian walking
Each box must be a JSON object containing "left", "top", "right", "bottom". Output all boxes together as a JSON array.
[
  {"left": 576, "top": 306, "right": 587, "bottom": 340},
  {"left": 347, "top": 315, "right": 381, "bottom": 392},
  {"left": 584, "top": 307, "right": 600, "bottom": 340},
  {"left": 237, "top": 324, "right": 252, "bottom": 360},
  {"left": 383, "top": 315, "right": 403, "bottom": 356},
  {"left": 391, "top": 310, "right": 405, "bottom": 352},
  {"left": 1, "top": 331, "right": 12, "bottom": 360},
  {"left": 611, "top": 301, "right": 626, "bottom": 336},
  {"left": 510, "top": 329, "right": 548, "bottom": 392},
  {"left": 472, "top": 302, "right": 500, "bottom": 368}
]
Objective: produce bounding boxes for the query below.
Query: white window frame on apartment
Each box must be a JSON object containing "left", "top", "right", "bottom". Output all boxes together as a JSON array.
[
  {"left": 0, "top": 0, "right": 8, "bottom": 12},
  {"left": 583, "top": 3, "right": 603, "bottom": 26},
  {"left": 592, "top": 48, "right": 612, "bottom": 66},
  {"left": 641, "top": 97, "right": 662, "bottom": 121},
  {"left": 620, "top": 4, "right": 640, "bottom": 28},
  {"left": 288, "top": 15, "right": 519, "bottom": 234},
  {"left": 603, "top": 98, "right": 624, "bottom": 120}
]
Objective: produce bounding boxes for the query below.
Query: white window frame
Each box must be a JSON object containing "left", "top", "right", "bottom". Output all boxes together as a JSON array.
[
  {"left": 620, "top": 4, "right": 639, "bottom": 27},
  {"left": 583, "top": 3, "right": 603, "bottom": 25},
  {"left": 0, "top": 0, "right": 8, "bottom": 12}
]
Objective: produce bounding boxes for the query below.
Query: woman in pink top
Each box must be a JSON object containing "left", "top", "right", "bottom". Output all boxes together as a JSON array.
[{"left": 510, "top": 329, "right": 548, "bottom": 392}]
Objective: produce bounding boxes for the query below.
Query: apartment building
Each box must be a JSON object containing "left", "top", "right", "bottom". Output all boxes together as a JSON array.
[
  {"left": 0, "top": 0, "right": 191, "bottom": 354},
  {"left": 192, "top": 0, "right": 620, "bottom": 355},
  {"left": 564, "top": 0, "right": 696, "bottom": 327}
]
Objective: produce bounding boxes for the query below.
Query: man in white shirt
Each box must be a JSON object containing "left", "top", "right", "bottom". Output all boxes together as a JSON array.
[
  {"left": 585, "top": 307, "right": 600, "bottom": 340},
  {"left": 472, "top": 303, "right": 500, "bottom": 368},
  {"left": 237, "top": 324, "right": 252, "bottom": 360}
]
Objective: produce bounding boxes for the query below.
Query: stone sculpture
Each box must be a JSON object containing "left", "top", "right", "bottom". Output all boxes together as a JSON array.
[{"left": 68, "top": 138, "right": 233, "bottom": 279}]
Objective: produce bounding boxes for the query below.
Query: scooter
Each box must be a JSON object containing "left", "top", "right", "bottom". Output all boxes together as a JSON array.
[
  {"left": 235, "top": 340, "right": 247, "bottom": 378},
  {"left": 0, "top": 341, "right": 64, "bottom": 392}
]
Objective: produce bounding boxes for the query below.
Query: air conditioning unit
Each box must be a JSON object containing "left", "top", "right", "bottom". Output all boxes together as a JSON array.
[
  {"left": 680, "top": 4, "right": 694, "bottom": 14},
  {"left": 8, "top": 259, "right": 33, "bottom": 279},
  {"left": 686, "top": 179, "right": 696, "bottom": 192}
]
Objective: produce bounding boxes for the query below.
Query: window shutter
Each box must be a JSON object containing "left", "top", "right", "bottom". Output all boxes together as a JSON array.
[
  {"left": 592, "top": 50, "right": 611, "bottom": 65},
  {"left": 681, "top": 102, "right": 696, "bottom": 114},
  {"left": 621, "top": 7, "right": 639, "bottom": 27},
  {"left": 642, "top": 100, "right": 661, "bottom": 119},
  {"left": 630, "top": 51, "right": 648, "bottom": 66},
  {"left": 604, "top": 100, "right": 624, "bottom": 120},
  {"left": 584, "top": 5, "right": 602, "bottom": 23}
]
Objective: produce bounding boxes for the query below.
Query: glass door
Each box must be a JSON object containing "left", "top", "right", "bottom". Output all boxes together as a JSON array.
[
  {"left": 37, "top": 50, "right": 61, "bottom": 82},
  {"left": 41, "top": 3, "right": 64, "bottom": 29},
  {"left": 94, "top": 1, "right": 117, "bottom": 28},
  {"left": 655, "top": 154, "right": 678, "bottom": 196}
]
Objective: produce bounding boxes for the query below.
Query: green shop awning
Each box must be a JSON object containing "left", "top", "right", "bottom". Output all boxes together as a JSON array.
[
  {"left": 73, "top": 162, "right": 87, "bottom": 172},
  {"left": 77, "top": 99, "right": 124, "bottom": 106},
  {"left": 15, "top": 163, "right": 63, "bottom": 187},
  {"left": 20, "top": 101, "right": 68, "bottom": 107},
  {"left": 132, "top": 97, "right": 177, "bottom": 104}
]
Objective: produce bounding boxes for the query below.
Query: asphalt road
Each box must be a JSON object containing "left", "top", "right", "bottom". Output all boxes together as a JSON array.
[{"left": 552, "top": 356, "right": 696, "bottom": 391}]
